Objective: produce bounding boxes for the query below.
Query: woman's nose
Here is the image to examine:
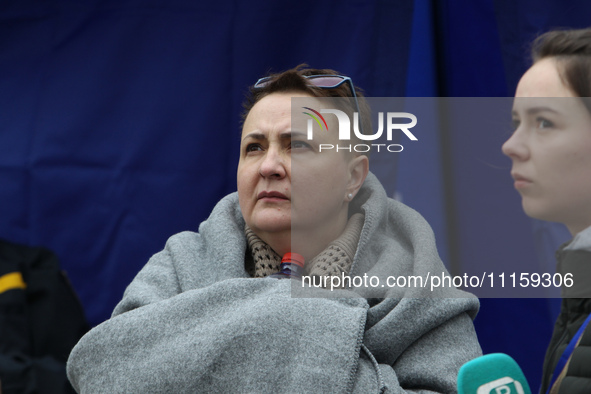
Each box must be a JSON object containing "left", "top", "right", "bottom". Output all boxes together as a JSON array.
[
  {"left": 259, "top": 148, "right": 287, "bottom": 178},
  {"left": 502, "top": 130, "right": 529, "bottom": 161}
]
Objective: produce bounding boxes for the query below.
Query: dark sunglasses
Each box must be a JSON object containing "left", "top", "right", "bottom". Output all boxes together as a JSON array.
[{"left": 254, "top": 74, "right": 364, "bottom": 135}]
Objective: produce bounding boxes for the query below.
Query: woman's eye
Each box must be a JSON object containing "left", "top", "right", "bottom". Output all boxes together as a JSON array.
[
  {"left": 291, "top": 140, "right": 311, "bottom": 150},
  {"left": 511, "top": 118, "right": 520, "bottom": 131},
  {"left": 245, "top": 143, "right": 263, "bottom": 153},
  {"left": 536, "top": 117, "right": 554, "bottom": 129}
]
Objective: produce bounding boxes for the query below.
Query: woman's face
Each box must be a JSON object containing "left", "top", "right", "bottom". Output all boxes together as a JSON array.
[
  {"left": 237, "top": 91, "right": 364, "bottom": 254},
  {"left": 502, "top": 57, "right": 591, "bottom": 234}
]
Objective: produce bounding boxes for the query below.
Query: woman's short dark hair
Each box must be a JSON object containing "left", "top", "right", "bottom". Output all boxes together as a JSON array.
[
  {"left": 241, "top": 65, "right": 372, "bottom": 155},
  {"left": 531, "top": 28, "right": 591, "bottom": 112}
]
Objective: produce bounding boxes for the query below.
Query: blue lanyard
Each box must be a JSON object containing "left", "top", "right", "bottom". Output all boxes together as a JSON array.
[{"left": 546, "top": 313, "right": 591, "bottom": 394}]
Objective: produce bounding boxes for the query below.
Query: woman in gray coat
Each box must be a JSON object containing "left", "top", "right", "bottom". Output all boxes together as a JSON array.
[{"left": 67, "top": 66, "right": 481, "bottom": 393}]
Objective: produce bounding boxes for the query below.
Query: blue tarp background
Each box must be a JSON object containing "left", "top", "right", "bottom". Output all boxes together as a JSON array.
[{"left": 1, "top": 0, "right": 588, "bottom": 387}]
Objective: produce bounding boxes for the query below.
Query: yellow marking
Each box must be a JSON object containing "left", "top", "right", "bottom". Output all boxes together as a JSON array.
[{"left": 0, "top": 272, "right": 26, "bottom": 293}]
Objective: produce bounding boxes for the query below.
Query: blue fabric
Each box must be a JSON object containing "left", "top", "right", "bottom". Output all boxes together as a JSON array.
[{"left": 0, "top": 0, "right": 414, "bottom": 326}]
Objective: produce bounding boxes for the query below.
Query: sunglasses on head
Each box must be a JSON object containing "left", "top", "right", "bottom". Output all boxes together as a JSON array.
[{"left": 254, "top": 74, "right": 364, "bottom": 135}]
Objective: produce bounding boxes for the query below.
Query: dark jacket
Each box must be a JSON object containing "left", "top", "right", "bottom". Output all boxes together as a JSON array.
[
  {"left": 541, "top": 247, "right": 591, "bottom": 394},
  {"left": 0, "top": 239, "right": 89, "bottom": 394}
]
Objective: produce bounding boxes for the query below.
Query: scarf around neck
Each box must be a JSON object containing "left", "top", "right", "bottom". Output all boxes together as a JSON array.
[{"left": 245, "top": 213, "right": 365, "bottom": 280}]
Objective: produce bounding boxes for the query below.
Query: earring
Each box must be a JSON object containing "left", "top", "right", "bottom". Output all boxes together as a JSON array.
[{"left": 347, "top": 193, "right": 353, "bottom": 200}]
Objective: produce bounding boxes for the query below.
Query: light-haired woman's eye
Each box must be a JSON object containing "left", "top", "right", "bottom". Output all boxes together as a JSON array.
[
  {"left": 291, "top": 140, "right": 311, "bottom": 150},
  {"left": 245, "top": 143, "right": 263, "bottom": 153}
]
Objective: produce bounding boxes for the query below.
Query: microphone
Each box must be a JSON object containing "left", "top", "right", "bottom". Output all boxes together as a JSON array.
[{"left": 457, "top": 353, "right": 531, "bottom": 394}]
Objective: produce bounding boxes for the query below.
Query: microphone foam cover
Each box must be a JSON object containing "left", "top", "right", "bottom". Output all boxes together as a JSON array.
[{"left": 457, "top": 353, "right": 531, "bottom": 394}]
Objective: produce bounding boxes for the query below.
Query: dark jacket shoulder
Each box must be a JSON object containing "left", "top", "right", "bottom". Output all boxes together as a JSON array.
[{"left": 541, "top": 246, "right": 591, "bottom": 394}]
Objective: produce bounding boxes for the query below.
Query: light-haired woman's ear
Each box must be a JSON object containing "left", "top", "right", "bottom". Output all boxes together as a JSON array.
[{"left": 346, "top": 155, "right": 369, "bottom": 200}]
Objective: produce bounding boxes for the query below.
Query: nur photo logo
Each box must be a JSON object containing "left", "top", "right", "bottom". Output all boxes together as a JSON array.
[{"left": 302, "top": 107, "right": 418, "bottom": 153}]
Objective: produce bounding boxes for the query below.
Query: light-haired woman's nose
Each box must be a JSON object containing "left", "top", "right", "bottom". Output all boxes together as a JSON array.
[{"left": 258, "top": 148, "right": 287, "bottom": 179}]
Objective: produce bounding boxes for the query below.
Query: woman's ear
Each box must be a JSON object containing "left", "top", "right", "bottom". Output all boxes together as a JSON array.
[{"left": 346, "top": 154, "right": 369, "bottom": 199}]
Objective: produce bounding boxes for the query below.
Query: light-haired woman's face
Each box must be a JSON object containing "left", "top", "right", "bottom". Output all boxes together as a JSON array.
[
  {"left": 237, "top": 91, "right": 360, "bottom": 253},
  {"left": 502, "top": 57, "right": 591, "bottom": 234}
]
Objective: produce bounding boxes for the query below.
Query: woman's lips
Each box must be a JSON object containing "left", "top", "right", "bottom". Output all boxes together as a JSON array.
[
  {"left": 511, "top": 173, "right": 532, "bottom": 189},
  {"left": 258, "top": 191, "right": 289, "bottom": 201}
]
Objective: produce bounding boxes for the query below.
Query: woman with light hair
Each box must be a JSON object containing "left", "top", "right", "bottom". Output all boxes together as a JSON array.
[{"left": 67, "top": 66, "right": 481, "bottom": 393}]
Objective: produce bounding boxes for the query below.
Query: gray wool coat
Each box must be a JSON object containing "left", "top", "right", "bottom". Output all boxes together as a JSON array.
[{"left": 67, "top": 173, "right": 482, "bottom": 393}]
